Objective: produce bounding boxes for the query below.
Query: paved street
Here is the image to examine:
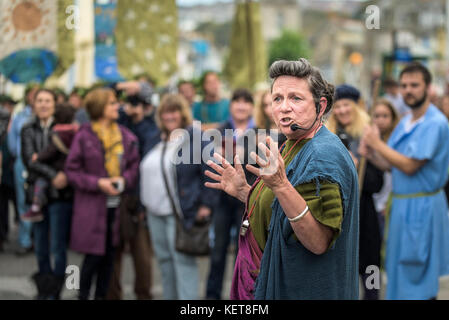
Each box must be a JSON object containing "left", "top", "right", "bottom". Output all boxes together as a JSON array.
[
  {"left": 1, "top": 212, "right": 449, "bottom": 300},
  {"left": 0, "top": 212, "right": 235, "bottom": 300}
]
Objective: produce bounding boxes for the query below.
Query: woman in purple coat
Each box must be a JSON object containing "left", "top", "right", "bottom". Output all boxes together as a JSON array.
[{"left": 65, "top": 88, "right": 139, "bottom": 300}]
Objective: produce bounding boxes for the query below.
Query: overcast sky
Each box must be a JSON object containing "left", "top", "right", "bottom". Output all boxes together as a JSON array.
[{"left": 177, "top": 0, "right": 233, "bottom": 6}]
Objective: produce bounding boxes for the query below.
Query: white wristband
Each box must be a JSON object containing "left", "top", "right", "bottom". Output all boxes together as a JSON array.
[{"left": 288, "top": 205, "right": 309, "bottom": 223}]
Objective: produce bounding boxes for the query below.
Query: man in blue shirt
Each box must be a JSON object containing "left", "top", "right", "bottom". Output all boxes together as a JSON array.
[
  {"left": 193, "top": 72, "right": 230, "bottom": 130},
  {"left": 362, "top": 63, "right": 449, "bottom": 299}
]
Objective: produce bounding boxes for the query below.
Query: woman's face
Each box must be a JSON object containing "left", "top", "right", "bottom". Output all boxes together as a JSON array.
[
  {"left": 262, "top": 93, "right": 274, "bottom": 123},
  {"left": 161, "top": 110, "right": 183, "bottom": 133},
  {"left": 34, "top": 91, "right": 55, "bottom": 122},
  {"left": 102, "top": 93, "right": 120, "bottom": 122},
  {"left": 333, "top": 99, "right": 354, "bottom": 127},
  {"left": 373, "top": 104, "right": 394, "bottom": 135},
  {"left": 230, "top": 98, "right": 253, "bottom": 123},
  {"left": 271, "top": 76, "right": 323, "bottom": 139}
]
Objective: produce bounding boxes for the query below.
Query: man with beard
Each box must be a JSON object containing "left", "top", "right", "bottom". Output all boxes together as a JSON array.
[{"left": 360, "top": 62, "right": 449, "bottom": 300}]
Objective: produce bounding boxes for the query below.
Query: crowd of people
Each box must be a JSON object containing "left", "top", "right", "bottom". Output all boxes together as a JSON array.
[{"left": 1, "top": 59, "right": 449, "bottom": 300}]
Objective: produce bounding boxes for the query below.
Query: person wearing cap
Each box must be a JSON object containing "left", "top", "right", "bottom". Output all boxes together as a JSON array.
[
  {"left": 361, "top": 62, "right": 449, "bottom": 300},
  {"left": 326, "top": 84, "right": 370, "bottom": 160}
]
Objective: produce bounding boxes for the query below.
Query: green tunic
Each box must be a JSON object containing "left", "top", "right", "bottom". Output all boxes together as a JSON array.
[{"left": 248, "top": 139, "right": 344, "bottom": 251}]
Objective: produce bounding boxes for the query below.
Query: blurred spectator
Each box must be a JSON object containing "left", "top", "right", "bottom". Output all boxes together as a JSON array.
[
  {"left": 21, "top": 89, "right": 74, "bottom": 300},
  {"left": 54, "top": 89, "right": 67, "bottom": 105},
  {"left": 8, "top": 83, "right": 40, "bottom": 255},
  {"left": 328, "top": 85, "right": 385, "bottom": 300},
  {"left": 0, "top": 95, "right": 18, "bottom": 252},
  {"left": 65, "top": 88, "right": 139, "bottom": 300},
  {"left": 326, "top": 84, "right": 370, "bottom": 159},
  {"left": 370, "top": 99, "right": 399, "bottom": 237},
  {"left": 140, "top": 94, "right": 218, "bottom": 299},
  {"left": 178, "top": 80, "right": 196, "bottom": 107},
  {"left": 22, "top": 104, "right": 78, "bottom": 223},
  {"left": 205, "top": 89, "right": 257, "bottom": 300},
  {"left": 383, "top": 78, "right": 410, "bottom": 118},
  {"left": 72, "top": 88, "right": 91, "bottom": 125},
  {"left": 107, "top": 90, "right": 158, "bottom": 300},
  {"left": 361, "top": 62, "right": 449, "bottom": 300},
  {"left": 0, "top": 95, "right": 16, "bottom": 143},
  {"left": 69, "top": 88, "right": 85, "bottom": 110},
  {"left": 193, "top": 71, "right": 230, "bottom": 130},
  {"left": 117, "top": 81, "right": 158, "bottom": 155}
]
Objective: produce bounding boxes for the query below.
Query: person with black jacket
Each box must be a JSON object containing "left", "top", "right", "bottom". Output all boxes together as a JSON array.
[
  {"left": 22, "top": 103, "right": 78, "bottom": 223},
  {"left": 21, "top": 89, "right": 73, "bottom": 300}
]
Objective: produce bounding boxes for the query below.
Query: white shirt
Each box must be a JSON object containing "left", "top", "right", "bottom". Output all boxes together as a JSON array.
[{"left": 140, "top": 140, "right": 181, "bottom": 216}]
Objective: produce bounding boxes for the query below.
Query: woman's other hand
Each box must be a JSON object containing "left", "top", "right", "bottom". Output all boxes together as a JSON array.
[
  {"left": 205, "top": 153, "right": 250, "bottom": 203},
  {"left": 98, "top": 178, "right": 120, "bottom": 196},
  {"left": 196, "top": 205, "right": 212, "bottom": 222},
  {"left": 52, "top": 171, "right": 68, "bottom": 189}
]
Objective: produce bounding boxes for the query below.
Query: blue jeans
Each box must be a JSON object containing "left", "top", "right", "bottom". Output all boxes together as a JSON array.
[
  {"left": 147, "top": 213, "right": 199, "bottom": 300},
  {"left": 14, "top": 158, "right": 32, "bottom": 249},
  {"left": 206, "top": 197, "right": 243, "bottom": 299},
  {"left": 33, "top": 201, "right": 72, "bottom": 276}
]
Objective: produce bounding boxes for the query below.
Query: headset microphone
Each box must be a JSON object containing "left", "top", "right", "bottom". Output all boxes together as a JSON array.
[{"left": 290, "top": 101, "right": 322, "bottom": 132}]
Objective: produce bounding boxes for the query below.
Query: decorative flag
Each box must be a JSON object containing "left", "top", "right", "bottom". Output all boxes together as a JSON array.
[
  {"left": 116, "top": 0, "right": 178, "bottom": 86},
  {"left": 94, "top": 0, "right": 124, "bottom": 82},
  {"left": 0, "top": 0, "right": 74, "bottom": 83},
  {"left": 224, "top": 0, "right": 267, "bottom": 90}
]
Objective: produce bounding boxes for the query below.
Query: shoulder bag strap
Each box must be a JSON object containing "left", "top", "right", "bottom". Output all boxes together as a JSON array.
[{"left": 160, "top": 140, "right": 182, "bottom": 219}]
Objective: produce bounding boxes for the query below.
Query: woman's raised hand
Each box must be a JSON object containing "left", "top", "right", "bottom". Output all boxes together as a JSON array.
[
  {"left": 205, "top": 153, "right": 250, "bottom": 203},
  {"left": 246, "top": 136, "right": 288, "bottom": 193}
]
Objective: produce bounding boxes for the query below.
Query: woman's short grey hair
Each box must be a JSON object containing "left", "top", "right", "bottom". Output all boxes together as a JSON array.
[{"left": 269, "top": 58, "right": 335, "bottom": 115}]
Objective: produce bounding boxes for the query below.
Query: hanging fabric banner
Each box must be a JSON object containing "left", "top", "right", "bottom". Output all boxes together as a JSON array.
[
  {"left": 116, "top": 0, "right": 178, "bottom": 86},
  {"left": 94, "top": 0, "right": 123, "bottom": 82},
  {"left": 0, "top": 0, "right": 75, "bottom": 84}
]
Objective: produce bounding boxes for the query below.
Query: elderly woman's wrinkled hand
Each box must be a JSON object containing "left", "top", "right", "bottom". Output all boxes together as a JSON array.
[
  {"left": 246, "top": 136, "right": 288, "bottom": 193},
  {"left": 204, "top": 153, "right": 250, "bottom": 203}
]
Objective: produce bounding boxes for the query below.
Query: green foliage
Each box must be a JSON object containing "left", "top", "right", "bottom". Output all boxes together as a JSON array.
[{"left": 268, "top": 30, "right": 311, "bottom": 66}]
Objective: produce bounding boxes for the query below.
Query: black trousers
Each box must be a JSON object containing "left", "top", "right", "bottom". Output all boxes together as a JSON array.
[
  {"left": 0, "top": 184, "right": 17, "bottom": 242},
  {"left": 79, "top": 208, "right": 116, "bottom": 300}
]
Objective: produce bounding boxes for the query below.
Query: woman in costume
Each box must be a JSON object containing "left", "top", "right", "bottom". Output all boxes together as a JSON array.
[{"left": 205, "top": 59, "right": 359, "bottom": 300}]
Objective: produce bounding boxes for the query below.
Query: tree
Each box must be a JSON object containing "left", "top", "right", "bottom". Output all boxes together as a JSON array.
[{"left": 268, "top": 30, "right": 311, "bottom": 66}]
